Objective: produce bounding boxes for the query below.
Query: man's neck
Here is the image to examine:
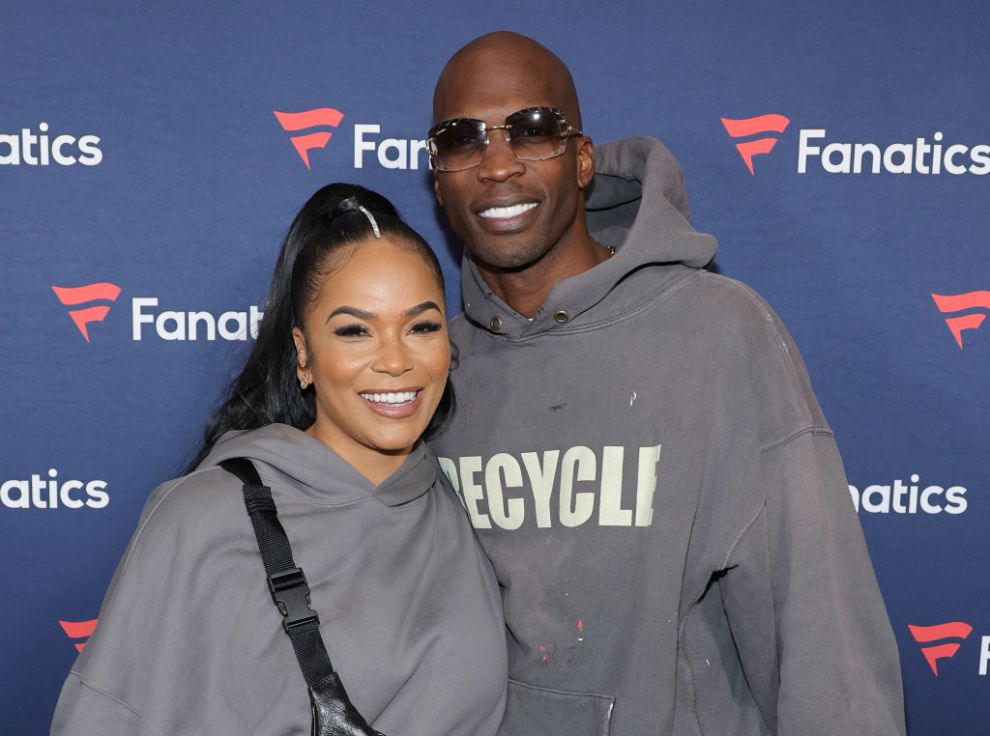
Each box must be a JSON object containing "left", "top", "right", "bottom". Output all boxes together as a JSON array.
[{"left": 477, "top": 233, "right": 611, "bottom": 319}]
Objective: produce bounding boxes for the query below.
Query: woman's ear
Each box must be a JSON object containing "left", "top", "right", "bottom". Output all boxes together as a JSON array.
[{"left": 292, "top": 327, "right": 311, "bottom": 386}]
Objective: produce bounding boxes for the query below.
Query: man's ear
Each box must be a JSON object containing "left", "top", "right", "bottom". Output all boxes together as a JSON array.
[
  {"left": 576, "top": 136, "right": 595, "bottom": 189},
  {"left": 433, "top": 174, "right": 444, "bottom": 206}
]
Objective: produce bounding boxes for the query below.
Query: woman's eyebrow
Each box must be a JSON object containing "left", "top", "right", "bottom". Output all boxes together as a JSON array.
[
  {"left": 327, "top": 305, "right": 374, "bottom": 322},
  {"left": 326, "top": 302, "right": 441, "bottom": 323},
  {"left": 405, "top": 301, "right": 442, "bottom": 317}
]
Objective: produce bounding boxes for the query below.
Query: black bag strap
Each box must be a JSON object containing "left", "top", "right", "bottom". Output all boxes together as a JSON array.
[
  {"left": 219, "top": 457, "right": 336, "bottom": 687},
  {"left": 220, "top": 458, "right": 385, "bottom": 736}
]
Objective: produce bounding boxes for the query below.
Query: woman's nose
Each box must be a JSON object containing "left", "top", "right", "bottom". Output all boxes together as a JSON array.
[{"left": 372, "top": 336, "right": 413, "bottom": 376}]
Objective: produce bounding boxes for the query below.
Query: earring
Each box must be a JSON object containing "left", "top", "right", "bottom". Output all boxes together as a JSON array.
[{"left": 299, "top": 374, "right": 310, "bottom": 390}]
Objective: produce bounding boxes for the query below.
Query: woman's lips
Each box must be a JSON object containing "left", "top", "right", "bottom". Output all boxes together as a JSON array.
[{"left": 358, "top": 389, "right": 423, "bottom": 418}]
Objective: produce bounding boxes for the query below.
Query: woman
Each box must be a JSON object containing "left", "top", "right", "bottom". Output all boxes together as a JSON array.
[{"left": 51, "top": 184, "right": 507, "bottom": 735}]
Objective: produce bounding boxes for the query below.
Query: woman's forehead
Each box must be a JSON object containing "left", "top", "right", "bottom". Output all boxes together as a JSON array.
[{"left": 311, "top": 241, "right": 445, "bottom": 315}]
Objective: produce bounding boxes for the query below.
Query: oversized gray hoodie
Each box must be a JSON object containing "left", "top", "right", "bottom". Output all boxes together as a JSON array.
[
  {"left": 51, "top": 424, "right": 507, "bottom": 735},
  {"left": 432, "top": 137, "right": 905, "bottom": 736}
]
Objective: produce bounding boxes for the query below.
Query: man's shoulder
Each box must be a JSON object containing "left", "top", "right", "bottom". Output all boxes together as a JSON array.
[
  {"left": 684, "top": 270, "right": 779, "bottom": 320},
  {"left": 622, "top": 267, "right": 800, "bottom": 352},
  {"left": 692, "top": 271, "right": 830, "bottom": 434}
]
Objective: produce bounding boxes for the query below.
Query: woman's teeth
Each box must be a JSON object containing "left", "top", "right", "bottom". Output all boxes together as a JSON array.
[
  {"left": 479, "top": 202, "right": 537, "bottom": 219},
  {"left": 360, "top": 391, "right": 417, "bottom": 405}
]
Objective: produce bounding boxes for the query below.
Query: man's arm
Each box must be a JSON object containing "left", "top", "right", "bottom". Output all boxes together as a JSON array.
[{"left": 723, "top": 429, "right": 906, "bottom": 736}]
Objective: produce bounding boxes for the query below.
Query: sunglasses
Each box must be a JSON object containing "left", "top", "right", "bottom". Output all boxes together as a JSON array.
[{"left": 427, "top": 106, "right": 583, "bottom": 172}]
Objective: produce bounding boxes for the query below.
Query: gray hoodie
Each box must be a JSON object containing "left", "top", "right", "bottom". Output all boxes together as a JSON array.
[
  {"left": 432, "top": 137, "right": 905, "bottom": 736},
  {"left": 51, "top": 424, "right": 507, "bottom": 736}
]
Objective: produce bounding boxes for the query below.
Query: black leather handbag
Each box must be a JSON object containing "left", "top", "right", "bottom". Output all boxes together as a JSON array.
[{"left": 221, "top": 458, "right": 386, "bottom": 736}]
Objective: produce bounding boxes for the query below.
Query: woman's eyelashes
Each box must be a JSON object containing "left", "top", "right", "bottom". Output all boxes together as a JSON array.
[
  {"left": 331, "top": 320, "right": 443, "bottom": 339},
  {"left": 333, "top": 323, "right": 370, "bottom": 338},
  {"left": 411, "top": 320, "right": 443, "bottom": 334}
]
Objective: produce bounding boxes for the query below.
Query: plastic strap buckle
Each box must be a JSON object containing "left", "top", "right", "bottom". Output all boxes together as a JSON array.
[{"left": 267, "top": 567, "right": 320, "bottom": 633}]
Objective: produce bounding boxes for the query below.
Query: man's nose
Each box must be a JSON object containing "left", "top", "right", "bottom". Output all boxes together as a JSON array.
[{"left": 477, "top": 131, "right": 525, "bottom": 182}]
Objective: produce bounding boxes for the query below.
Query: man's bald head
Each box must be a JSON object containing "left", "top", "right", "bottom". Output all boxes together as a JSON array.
[
  {"left": 433, "top": 31, "right": 583, "bottom": 129},
  {"left": 430, "top": 32, "right": 599, "bottom": 308}
]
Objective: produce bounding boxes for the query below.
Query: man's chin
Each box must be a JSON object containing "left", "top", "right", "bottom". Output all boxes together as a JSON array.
[{"left": 467, "top": 243, "right": 549, "bottom": 275}]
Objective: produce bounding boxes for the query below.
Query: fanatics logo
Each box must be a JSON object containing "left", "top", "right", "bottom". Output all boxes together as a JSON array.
[
  {"left": 725, "top": 114, "right": 990, "bottom": 176},
  {"left": 52, "top": 282, "right": 122, "bottom": 342},
  {"left": 52, "top": 281, "right": 264, "bottom": 344},
  {"left": 932, "top": 291, "right": 990, "bottom": 349},
  {"left": 59, "top": 619, "right": 98, "bottom": 652},
  {"left": 273, "top": 107, "right": 345, "bottom": 169},
  {"left": 272, "top": 102, "right": 431, "bottom": 170},
  {"left": 720, "top": 114, "right": 791, "bottom": 175},
  {"left": 908, "top": 621, "right": 973, "bottom": 676}
]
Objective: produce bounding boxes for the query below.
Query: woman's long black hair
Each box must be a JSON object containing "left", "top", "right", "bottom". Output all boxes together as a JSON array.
[{"left": 186, "top": 183, "right": 453, "bottom": 472}]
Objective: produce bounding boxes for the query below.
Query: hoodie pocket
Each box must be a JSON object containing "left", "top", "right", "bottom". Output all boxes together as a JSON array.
[{"left": 498, "top": 678, "right": 615, "bottom": 736}]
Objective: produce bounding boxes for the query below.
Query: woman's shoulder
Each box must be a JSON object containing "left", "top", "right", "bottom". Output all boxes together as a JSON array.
[
  {"left": 98, "top": 465, "right": 255, "bottom": 620},
  {"left": 130, "top": 466, "right": 246, "bottom": 549}
]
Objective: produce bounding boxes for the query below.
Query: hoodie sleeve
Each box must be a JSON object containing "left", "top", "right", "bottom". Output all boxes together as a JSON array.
[
  {"left": 48, "top": 479, "right": 187, "bottom": 735},
  {"left": 49, "top": 472, "right": 236, "bottom": 735},
  {"left": 721, "top": 428, "right": 906, "bottom": 736},
  {"left": 50, "top": 671, "right": 141, "bottom": 735}
]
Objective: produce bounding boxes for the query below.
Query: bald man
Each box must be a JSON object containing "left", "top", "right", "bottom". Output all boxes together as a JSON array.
[{"left": 428, "top": 32, "right": 905, "bottom": 736}]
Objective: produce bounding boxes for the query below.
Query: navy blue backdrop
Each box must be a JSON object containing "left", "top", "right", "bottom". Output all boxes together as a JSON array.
[{"left": 2, "top": 2, "right": 988, "bottom": 733}]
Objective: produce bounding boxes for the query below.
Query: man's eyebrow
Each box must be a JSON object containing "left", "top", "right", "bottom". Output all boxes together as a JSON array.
[{"left": 406, "top": 301, "right": 443, "bottom": 317}]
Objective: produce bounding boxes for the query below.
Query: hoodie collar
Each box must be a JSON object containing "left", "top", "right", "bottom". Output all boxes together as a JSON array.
[{"left": 202, "top": 424, "right": 436, "bottom": 508}]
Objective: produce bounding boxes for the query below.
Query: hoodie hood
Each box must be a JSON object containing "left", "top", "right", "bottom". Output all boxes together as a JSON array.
[
  {"left": 200, "top": 423, "right": 436, "bottom": 508},
  {"left": 460, "top": 136, "right": 718, "bottom": 339},
  {"left": 586, "top": 136, "right": 715, "bottom": 265}
]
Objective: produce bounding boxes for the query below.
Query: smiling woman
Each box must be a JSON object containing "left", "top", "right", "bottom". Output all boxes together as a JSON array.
[
  {"left": 292, "top": 237, "right": 451, "bottom": 485},
  {"left": 50, "top": 184, "right": 507, "bottom": 736}
]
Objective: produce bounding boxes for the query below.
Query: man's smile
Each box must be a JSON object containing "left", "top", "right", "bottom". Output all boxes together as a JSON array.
[{"left": 478, "top": 202, "right": 539, "bottom": 219}]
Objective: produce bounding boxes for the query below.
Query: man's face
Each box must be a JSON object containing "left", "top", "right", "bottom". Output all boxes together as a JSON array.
[{"left": 432, "top": 50, "right": 593, "bottom": 273}]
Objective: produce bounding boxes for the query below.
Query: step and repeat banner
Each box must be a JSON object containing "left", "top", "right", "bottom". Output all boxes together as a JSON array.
[{"left": 2, "top": 2, "right": 987, "bottom": 733}]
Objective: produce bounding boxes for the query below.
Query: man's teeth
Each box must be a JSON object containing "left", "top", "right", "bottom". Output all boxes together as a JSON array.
[
  {"left": 360, "top": 391, "right": 417, "bottom": 405},
  {"left": 479, "top": 202, "right": 538, "bottom": 219}
]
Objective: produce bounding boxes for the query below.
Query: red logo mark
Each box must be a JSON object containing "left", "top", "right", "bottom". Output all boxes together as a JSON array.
[
  {"left": 51, "top": 282, "right": 122, "bottom": 342},
  {"left": 908, "top": 621, "right": 973, "bottom": 675},
  {"left": 273, "top": 107, "right": 345, "bottom": 169},
  {"left": 932, "top": 291, "right": 990, "bottom": 349},
  {"left": 721, "top": 114, "right": 791, "bottom": 175},
  {"left": 59, "top": 618, "right": 98, "bottom": 652}
]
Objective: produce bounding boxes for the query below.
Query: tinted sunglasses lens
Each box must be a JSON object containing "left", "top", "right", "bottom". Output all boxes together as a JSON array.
[
  {"left": 433, "top": 120, "right": 486, "bottom": 171},
  {"left": 507, "top": 109, "right": 567, "bottom": 160}
]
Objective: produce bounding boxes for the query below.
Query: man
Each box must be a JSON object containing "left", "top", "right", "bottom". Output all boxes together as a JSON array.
[{"left": 428, "top": 31, "right": 905, "bottom": 736}]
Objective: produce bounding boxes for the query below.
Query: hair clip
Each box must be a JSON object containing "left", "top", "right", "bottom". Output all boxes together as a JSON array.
[{"left": 356, "top": 205, "right": 381, "bottom": 239}]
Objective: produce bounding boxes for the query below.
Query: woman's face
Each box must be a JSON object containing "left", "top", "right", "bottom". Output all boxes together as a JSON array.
[{"left": 292, "top": 237, "right": 450, "bottom": 484}]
